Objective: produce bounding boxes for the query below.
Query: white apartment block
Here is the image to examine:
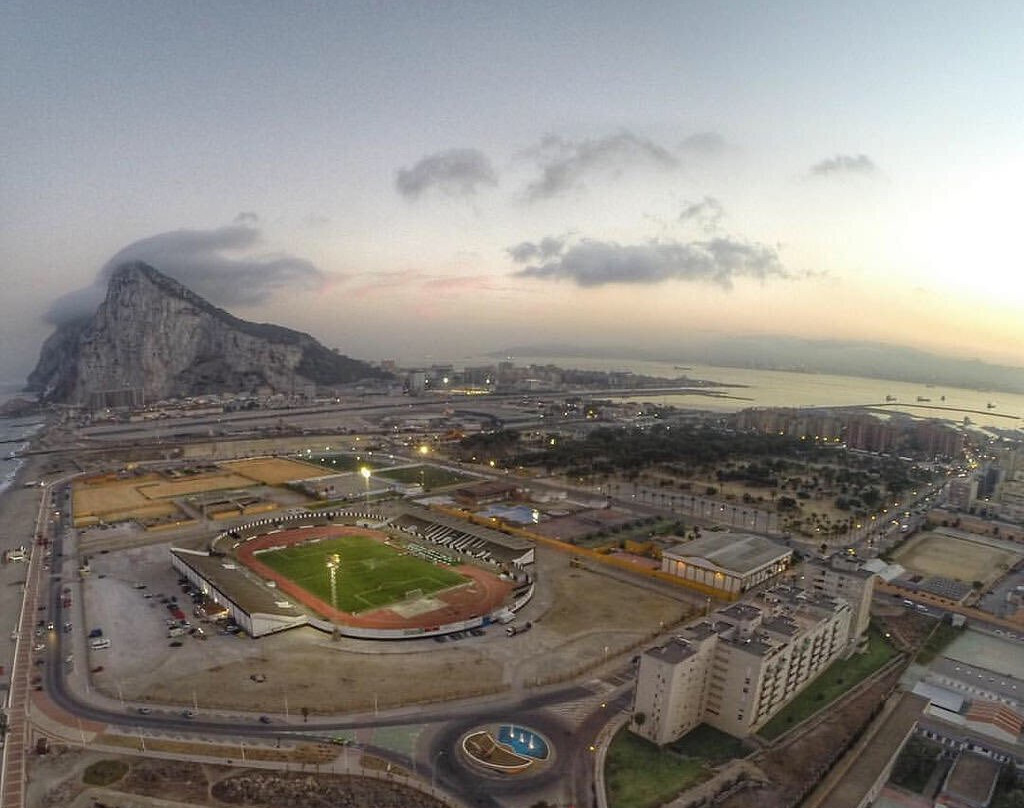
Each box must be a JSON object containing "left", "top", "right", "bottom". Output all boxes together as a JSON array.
[
  {"left": 631, "top": 585, "right": 852, "bottom": 742},
  {"left": 799, "top": 553, "right": 877, "bottom": 652}
]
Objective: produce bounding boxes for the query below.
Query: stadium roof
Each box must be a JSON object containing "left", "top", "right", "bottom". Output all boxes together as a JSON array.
[
  {"left": 664, "top": 533, "right": 790, "bottom": 575},
  {"left": 171, "top": 548, "right": 301, "bottom": 617},
  {"left": 390, "top": 503, "right": 532, "bottom": 552}
]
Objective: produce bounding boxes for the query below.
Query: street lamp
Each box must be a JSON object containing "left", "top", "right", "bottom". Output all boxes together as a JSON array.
[
  {"left": 431, "top": 749, "right": 445, "bottom": 791},
  {"left": 360, "top": 466, "right": 371, "bottom": 506}
]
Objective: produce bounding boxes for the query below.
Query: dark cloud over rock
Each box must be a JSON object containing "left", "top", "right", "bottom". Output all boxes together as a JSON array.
[
  {"left": 395, "top": 148, "right": 498, "bottom": 199},
  {"left": 44, "top": 222, "right": 327, "bottom": 325}
]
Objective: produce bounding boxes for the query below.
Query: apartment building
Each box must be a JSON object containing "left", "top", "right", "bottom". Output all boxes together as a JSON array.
[
  {"left": 799, "top": 552, "right": 877, "bottom": 653},
  {"left": 631, "top": 585, "right": 851, "bottom": 742}
]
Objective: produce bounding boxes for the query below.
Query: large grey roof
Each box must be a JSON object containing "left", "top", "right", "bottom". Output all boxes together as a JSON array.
[
  {"left": 664, "top": 532, "right": 791, "bottom": 575},
  {"left": 171, "top": 548, "right": 300, "bottom": 617}
]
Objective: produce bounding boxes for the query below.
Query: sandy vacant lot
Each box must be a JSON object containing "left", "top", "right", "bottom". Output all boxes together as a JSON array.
[
  {"left": 223, "top": 457, "right": 328, "bottom": 485},
  {"left": 893, "top": 532, "right": 1021, "bottom": 584},
  {"left": 136, "top": 473, "right": 257, "bottom": 499}
]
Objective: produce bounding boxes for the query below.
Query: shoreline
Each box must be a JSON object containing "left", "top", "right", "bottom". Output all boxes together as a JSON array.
[{"left": 0, "top": 423, "right": 55, "bottom": 549}]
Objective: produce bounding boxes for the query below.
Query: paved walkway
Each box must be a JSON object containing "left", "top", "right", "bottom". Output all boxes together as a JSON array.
[{"left": 1, "top": 486, "right": 49, "bottom": 808}]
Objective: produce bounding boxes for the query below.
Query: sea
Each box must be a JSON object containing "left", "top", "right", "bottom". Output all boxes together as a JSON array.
[
  {"left": 435, "top": 354, "right": 1024, "bottom": 433},
  {"left": 0, "top": 381, "right": 46, "bottom": 496}
]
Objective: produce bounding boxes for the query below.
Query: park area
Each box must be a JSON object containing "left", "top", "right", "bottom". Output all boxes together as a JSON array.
[
  {"left": 892, "top": 531, "right": 1021, "bottom": 586},
  {"left": 254, "top": 533, "right": 466, "bottom": 613},
  {"left": 605, "top": 724, "right": 747, "bottom": 808},
  {"left": 374, "top": 464, "right": 473, "bottom": 489}
]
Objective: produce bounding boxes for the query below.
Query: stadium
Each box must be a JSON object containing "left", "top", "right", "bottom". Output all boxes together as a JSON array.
[{"left": 170, "top": 503, "right": 536, "bottom": 639}]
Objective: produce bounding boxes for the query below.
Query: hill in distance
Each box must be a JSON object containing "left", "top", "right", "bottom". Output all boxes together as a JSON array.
[{"left": 495, "top": 337, "right": 1024, "bottom": 395}]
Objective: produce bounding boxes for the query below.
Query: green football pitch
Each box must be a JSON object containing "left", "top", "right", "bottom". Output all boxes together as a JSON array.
[{"left": 256, "top": 534, "right": 466, "bottom": 613}]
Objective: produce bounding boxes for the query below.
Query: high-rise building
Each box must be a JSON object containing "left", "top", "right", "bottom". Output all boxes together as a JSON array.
[
  {"left": 947, "top": 476, "right": 979, "bottom": 512},
  {"left": 631, "top": 585, "right": 851, "bottom": 742},
  {"left": 799, "top": 553, "right": 877, "bottom": 652}
]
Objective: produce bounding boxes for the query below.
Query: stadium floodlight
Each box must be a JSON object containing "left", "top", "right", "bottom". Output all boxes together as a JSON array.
[
  {"left": 326, "top": 554, "right": 340, "bottom": 608},
  {"left": 360, "top": 466, "right": 371, "bottom": 506}
]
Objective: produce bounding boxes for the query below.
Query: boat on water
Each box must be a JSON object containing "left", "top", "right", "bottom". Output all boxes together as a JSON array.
[
  {"left": 987, "top": 402, "right": 996, "bottom": 409},
  {"left": 885, "top": 395, "right": 897, "bottom": 402},
  {"left": 916, "top": 396, "right": 931, "bottom": 402}
]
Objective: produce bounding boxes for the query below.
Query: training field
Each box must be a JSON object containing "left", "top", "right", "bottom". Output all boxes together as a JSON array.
[
  {"left": 255, "top": 534, "right": 466, "bottom": 613},
  {"left": 893, "top": 531, "right": 1022, "bottom": 584},
  {"left": 223, "top": 457, "right": 327, "bottom": 485}
]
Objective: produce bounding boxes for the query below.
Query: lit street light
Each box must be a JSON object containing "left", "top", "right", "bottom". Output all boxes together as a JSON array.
[{"left": 360, "top": 466, "right": 371, "bottom": 506}]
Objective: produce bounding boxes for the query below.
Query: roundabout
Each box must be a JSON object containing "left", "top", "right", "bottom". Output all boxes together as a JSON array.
[{"left": 461, "top": 722, "right": 553, "bottom": 776}]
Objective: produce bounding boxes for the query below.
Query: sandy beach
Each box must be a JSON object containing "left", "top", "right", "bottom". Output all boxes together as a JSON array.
[{"left": 0, "top": 433, "right": 51, "bottom": 680}]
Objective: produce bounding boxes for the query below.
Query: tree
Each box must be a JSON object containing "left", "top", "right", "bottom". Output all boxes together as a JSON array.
[
  {"left": 301, "top": 706, "right": 309, "bottom": 723},
  {"left": 777, "top": 496, "right": 798, "bottom": 512},
  {"left": 633, "top": 711, "right": 647, "bottom": 727}
]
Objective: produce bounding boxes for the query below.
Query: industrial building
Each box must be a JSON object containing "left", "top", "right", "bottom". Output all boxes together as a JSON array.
[{"left": 660, "top": 533, "right": 793, "bottom": 599}]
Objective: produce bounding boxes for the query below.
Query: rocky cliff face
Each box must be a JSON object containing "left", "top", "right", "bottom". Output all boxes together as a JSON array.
[{"left": 27, "top": 261, "right": 385, "bottom": 404}]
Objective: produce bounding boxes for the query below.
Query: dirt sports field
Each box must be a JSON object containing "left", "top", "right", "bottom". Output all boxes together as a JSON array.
[
  {"left": 71, "top": 459, "right": 324, "bottom": 525},
  {"left": 893, "top": 532, "right": 1022, "bottom": 585},
  {"left": 223, "top": 456, "right": 328, "bottom": 484}
]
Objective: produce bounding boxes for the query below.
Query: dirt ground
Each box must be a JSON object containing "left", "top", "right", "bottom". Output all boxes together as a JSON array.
[
  {"left": 223, "top": 457, "right": 328, "bottom": 485},
  {"left": 78, "top": 540, "right": 691, "bottom": 714},
  {"left": 28, "top": 747, "right": 443, "bottom": 808},
  {"left": 893, "top": 532, "right": 1021, "bottom": 584},
  {"left": 135, "top": 474, "right": 257, "bottom": 499}
]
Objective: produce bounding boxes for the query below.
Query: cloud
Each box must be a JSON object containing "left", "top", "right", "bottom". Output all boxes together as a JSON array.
[
  {"left": 507, "top": 236, "right": 568, "bottom": 263},
  {"left": 679, "top": 196, "right": 725, "bottom": 233},
  {"left": 679, "top": 131, "right": 729, "bottom": 156},
  {"left": 510, "top": 235, "right": 790, "bottom": 288},
  {"left": 524, "top": 131, "right": 677, "bottom": 200},
  {"left": 809, "top": 153, "right": 879, "bottom": 177},
  {"left": 395, "top": 148, "right": 498, "bottom": 199},
  {"left": 44, "top": 221, "right": 328, "bottom": 325},
  {"left": 233, "top": 211, "right": 260, "bottom": 226}
]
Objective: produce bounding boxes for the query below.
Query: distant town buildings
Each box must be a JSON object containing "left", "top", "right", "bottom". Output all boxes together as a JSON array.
[
  {"left": 733, "top": 407, "right": 966, "bottom": 460},
  {"left": 631, "top": 584, "right": 852, "bottom": 741}
]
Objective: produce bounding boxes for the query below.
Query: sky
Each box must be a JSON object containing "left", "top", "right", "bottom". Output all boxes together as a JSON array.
[{"left": 2, "top": 1, "right": 1023, "bottom": 382}]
